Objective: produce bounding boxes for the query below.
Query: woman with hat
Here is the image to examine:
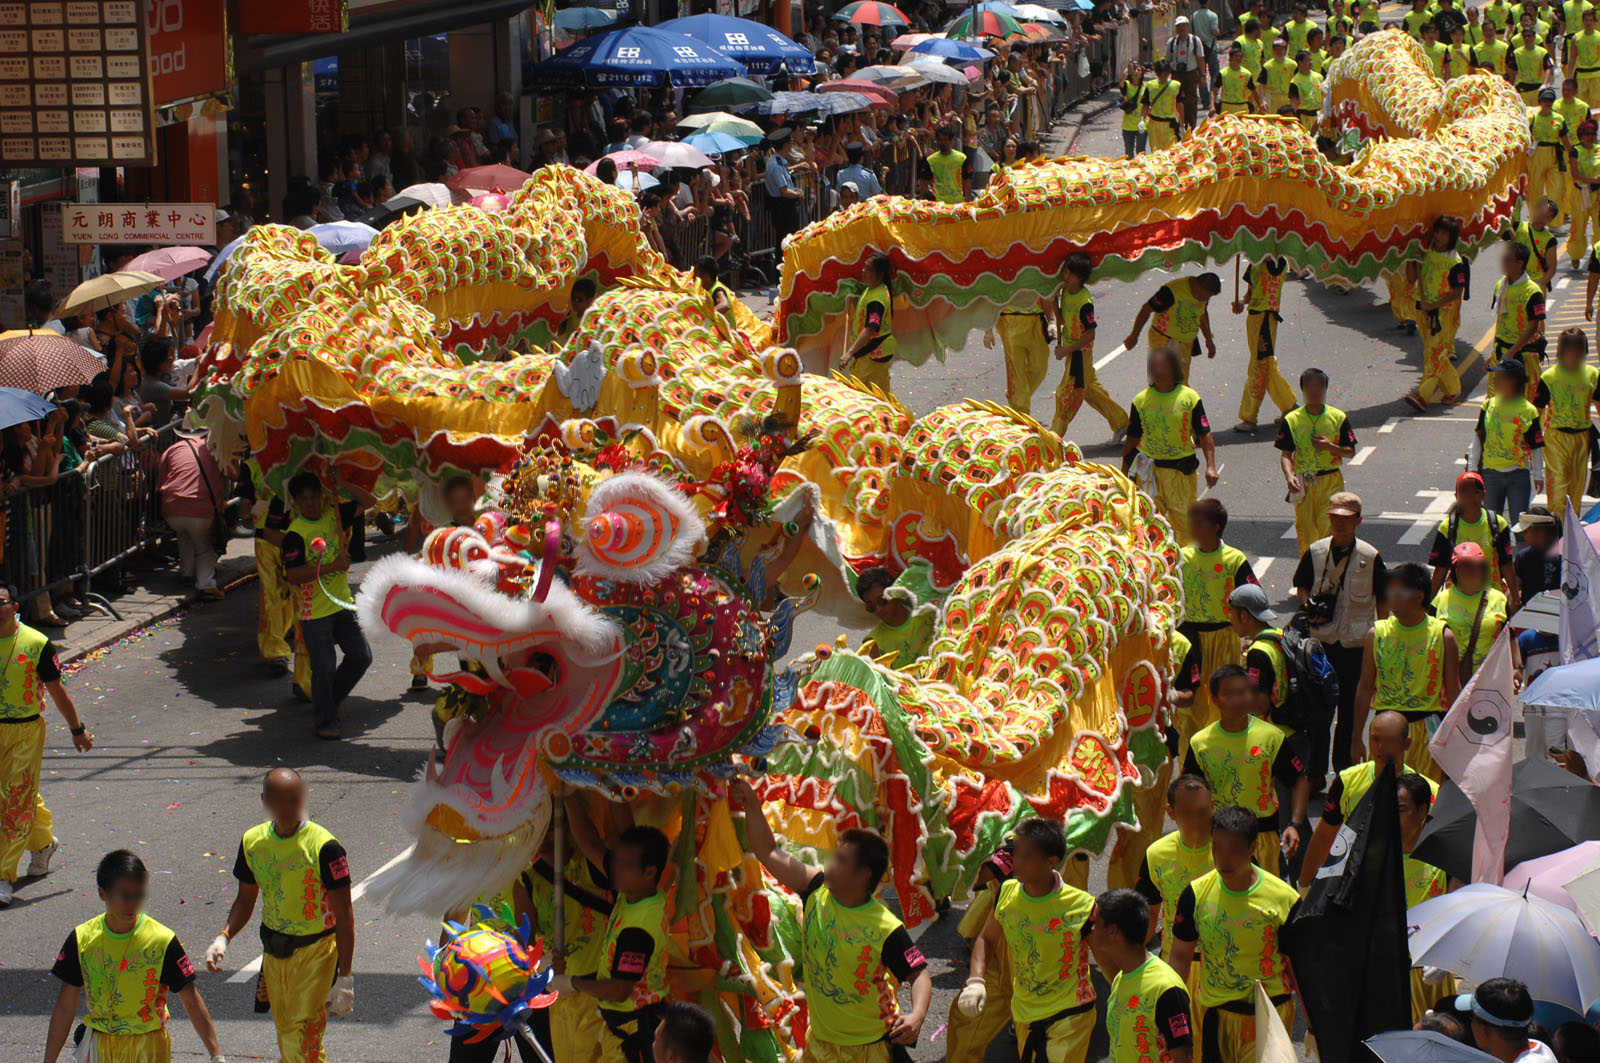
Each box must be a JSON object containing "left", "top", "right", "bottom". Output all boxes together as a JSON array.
[{"left": 1432, "top": 541, "right": 1520, "bottom": 685}]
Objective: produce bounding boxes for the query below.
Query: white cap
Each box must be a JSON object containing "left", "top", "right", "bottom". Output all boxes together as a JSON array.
[{"left": 1175, "top": 15, "right": 1190, "bottom": 23}]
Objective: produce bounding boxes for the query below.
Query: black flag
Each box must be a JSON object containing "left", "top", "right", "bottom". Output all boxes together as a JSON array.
[{"left": 1282, "top": 764, "right": 1413, "bottom": 1063}]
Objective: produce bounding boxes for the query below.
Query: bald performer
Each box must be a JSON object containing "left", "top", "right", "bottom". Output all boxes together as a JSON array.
[
  {"left": 1298, "top": 711, "right": 1437, "bottom": 887},
  {"left": 208, "top": 769, "right": 354, "bottom": 1062}
]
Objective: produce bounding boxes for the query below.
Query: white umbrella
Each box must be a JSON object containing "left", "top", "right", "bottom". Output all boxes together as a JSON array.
[
  {"left": 1012, "top": 3, "right": 1068, "bottom": 23},
  {"left": 613, "top": 169, "right": 660, "bottom": 191},
  {"left": 308, "top": 221, "right": 380, "bottom": 255},
  {"left": 1408, "top": 882, "right": 1600, "bottom": 1011},
  {"left": 640, "top": 140, "right": 715, "bottom": 169},
  {"left": 393, "top": 181, "right": 453, "bottom": 208},
  {"left": 901, "top": 58, "right": 971, "bottom": 85}
]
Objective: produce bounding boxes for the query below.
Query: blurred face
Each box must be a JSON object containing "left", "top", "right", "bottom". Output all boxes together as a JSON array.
[
  {"left": 1431, "top": 225, "right": 1453, "bottom": 251},
  {"left": 1170, "top": 784, "right": 1214, "bottom": 838},
  {"left": 1369, "top": 715, "right": 1410, "bottom": 766},
  {"left": 1386, "top": 579, "right": 1425, "bottom": 614},
  {"left": 823, "top": 840, "right": 870, "bottom": 895},
  {"left": 292, "top": 486, "right": 323, "bottom": 520},
  {"left": 0, "top": 586, "right": 17, "bottom": 629},
  {"left": 609, "top": 840, "right": 656, "bottom": 897},
  {"left": 1453, "top": 559, "right": 1487, "bottom": 594},
  {"left": 1328, "top": 510, "right": 1361, "bottom": 541},
  {"left": 1211, "top": 827, "right": 1253, "bottom": 875},
  {"left": 262, "top": 779, "right": 305, "bottom": 826},
  {"left": 1456, "top": 483, "right": 1484, "bottom": 512},
  {"left": 1010, "top": 834, "right": 1056, "bottom": 884},
  {"left": 1213, "top": 674, "right": 1255, "bottom": 718},
  {"left": 444, "top": 484, "right": 476, "bottom": 524},
  {"left": 100, "top": 876, "right": 147, "bottom": 923},
  {"left": 1396, "top": 785, "right": 1427, "bottom": 840},
  {"left": 1492, "top": 370, "right": 1522, "bottom": 400},
  {"left": 1301, "top": 375, "right": 1327, "bottom": 406},
  {"left": 1147, "top": 350, "right": 1176, "bottom": 387},
  {"left": 1503, "top": 245, "right": 1525, "bottom": 278}
]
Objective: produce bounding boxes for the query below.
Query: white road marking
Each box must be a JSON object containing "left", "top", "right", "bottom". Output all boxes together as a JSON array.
[
  {"left": 1378, "top": 417, "right": 1402, "bottom": 434},
  {"left": 1555, "top": 276, "right": 1572, "bottom": 290},
  {"left": 1350, "top": 445, "right": 1376, "bottom": 466},
  {"left": 226, "top": 845, "right": 415, "bottom": 983},
  {"left": 1253, "top": 557, "right": 1276, "bottom": 580},
  {"left": 1093, "top": 342, "right": 1128, "bottom": 370},
  {"left": 1394, "top": 489, "right": 1457, "bottom": 546},
  {"left": 1281, "top": 524, "right": 1299, "bottom": 539}
]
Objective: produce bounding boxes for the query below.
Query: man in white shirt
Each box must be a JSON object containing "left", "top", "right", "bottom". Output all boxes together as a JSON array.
[{"left": 1166, "top": 17, "right": 1205, "bottom": 129}]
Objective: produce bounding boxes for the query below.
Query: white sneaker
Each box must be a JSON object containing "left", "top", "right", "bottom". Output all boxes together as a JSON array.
[
  {"left": 26, "top": 838, "right": 59, "bottom": 877},
  {"left": 0, "top": 879, "right": 13, "bottom": 906}
]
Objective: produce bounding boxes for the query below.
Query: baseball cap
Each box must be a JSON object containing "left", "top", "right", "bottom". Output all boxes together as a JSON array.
[
  {"left": 1490, "top": 357, "right": 1528, "bottom": 381},
  {"left": 1327, "top": 490, "right": 1362, "bottom": 516},
  {"left": 1227, "top": 583, "right": 1278, "bottom": 624},
  {"left": 215, "top": 208, "right": 231, "bottom": 223},
  {"left": 1175, "top": 14, "right": 1190, "bottom": 23},
  {"left": 1455, "top": 978, "right": 1534, "bottom": 1030},
  {"left": 1451, "top": 540, "right": 1486, "bottom": 564},
  {"left": 841, "top": 180, "right": 861, "bottom": 195},
  {"left": 1540, "top": 87, "right": 1559, "bottom": 102},
  {"left": 1456, "top": 470, "right": 1485, "bottom": 491},
  {"left": 1513, "top": 507, "right": 1558, "bottom": 534}
]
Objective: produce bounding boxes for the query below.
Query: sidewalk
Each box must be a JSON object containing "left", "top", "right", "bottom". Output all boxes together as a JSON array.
[{"left": 52, "top": 537, "right": 257, "bottom": 666}]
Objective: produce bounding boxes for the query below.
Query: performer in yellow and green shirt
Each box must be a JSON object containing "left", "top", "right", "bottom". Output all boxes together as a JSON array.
[
  {"left": 242, "top": 458, "right": 310, "bottom": 699},
  {"left": 520, "top": 825, "right": 615, "bottom": 1063},
  {"left": 1123, "top": 351, "right": 1221, "bottom": 546},
  {"left": 856, "top": 566, "right": 936, "bottom": 667},
  {"left": 1263, "top": 37, "right": 1295, "bottom": 111},
  {"left": 960, "top": 818, "right": 1099, "bottom": 1063},
  {"left": 1231, "top": 256, "right": 1295, "bottom": 432},
  {"left": 1215, "top": 43, "right": 1260, "bottom": 115},
  {"left": 1183, "top": 665, "right": 1310, "bottom": 876},
  {"left": 1534, "top": 327, "right": 1600, "bottom": 516},
  {"left": 840, "top": 252, "right": 898, "bottom": 396},
  {"left": 1401, "top": 217, "right": 1469, "bottom": 413},
  {"left": 1124, "top": 273, "right": 1222, "bottom": 381},
  {"left": 45, "top": 850, "right": 224, "bottom": 1063},
  {"left": 734, "top": 779, "right": 931, "bottom": 1062},
  {"left": 1570, "top": 7, "right": 1600, "bottom": 101},
  {"left": 1175, "top": 498, "right": 1256, "bottom": 744},
  {"left": 208, "top": 768, "right": 355, "bottom": 1063},
  {"left": 1275, "top": 368, "right": 1356, "bottom": 553},
  {"left": 1512, "top": 26, "right": 1556, "bottom": 104},
  {"left": 1144, "top": 62, "right": 1185, "bottom": 152},
  {"left": 1489, "top": 240, "right": 1549, "bottom": 403},
  {"left": 1398, "top": 772, "right": 1457, "bottom": 1022},
  {"left": 1051, "top": 252, "right": 1128, "bottom": 438},
  {"left": 1170, "top": 805, "right": 1302, "bottom": 1063},
  {"left": 945, "top": 844, "right": 1016, "bottom": 1063},
  {"left": 1428, "top": 471, "right": 1518, "bottom": 601},
  {"left": 1134, "top": 773, "right": 1215, "bottom": 971},
  {"left": 1473, "top": 20, "right": 1510, "bottom": 75},
  {"left": 1088, "top": 888, "right": 1196, "bottom": 1063},
  {"left": 1572, "top": 119, "right": 1600, "bottom": 268},
  {"left": 0, "top": 583, "right": 89, "bottom": 908},
  {"left": 1355, "top": 563, "right": 1462, "bottom": 782}
]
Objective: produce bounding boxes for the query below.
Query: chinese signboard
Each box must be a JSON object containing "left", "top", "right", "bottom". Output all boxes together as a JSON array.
[
  {"left": 61, "top": 202, "right": 215, "bottom": 244},
  {"left": 0, "top": 1, "right": 157, "bottom": 167},
  {"left": 148, "top": 0, "right": 230, "bottom": 108},
  {"left": 238, "top": 0, "right": 348, "bottom": 35},
  {"left": 0, "top": 180, "right": 17, "bottom": 240}
]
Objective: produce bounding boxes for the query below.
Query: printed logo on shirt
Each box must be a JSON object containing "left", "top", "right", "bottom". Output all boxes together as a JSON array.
[
  {"left": 617, "top": 949, "right": 648, "bottom": 975},
  {"left": 1247, "top": 666, "right": 1262, "bottom": 685},
  {"left": 903, "top": 944, "right": 926, "bottom": 967},
  {"left": 177, "top": 955, "right": 195, "bottom": 978},
  {"left": 1198, "top": 412, "right": 1211, "bottom": 430},
  {"left": 1166, "top": 1011, "right": 1192, "bottom": 1039},
  {"left": 328, "top": 855, "right": 350, "bottom": 882}
]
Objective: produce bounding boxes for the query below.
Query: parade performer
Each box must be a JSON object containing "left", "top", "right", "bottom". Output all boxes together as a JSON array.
[
  {"left": 839, "top": 252, "right": 897, "bottom": 395},
  {"left": 1122, "top": 349, "right": 1220, "bottom": 544},
  {"left": 1144, "top": 62, "right": 1184, "bottom": 152},
  {"left": 1420, "top": 22, "right": 1448, "bottom": 77},
  {"left": 733, "top": 779, "right": 933, "bottom": 1062},
  {"left": 997, "top": 296, "right": 1053, "bottom": 415},
  {"left": 1402, "top": 217, "right": 1468, "bottom": 413},
  {"left": 282, "top": 471, "right": 373, "bottom": 741},
  {"left": 925, "top": 126, "right": 971, "bottom": 205},
  {"left": 1428, "top": 472, "right": 1517, "bottom": 601},
  {"left": 1133, "top": 774, "right": 1215, "bottom": 966},
  {"left": 1570, "top": 7, "right": 1600, "bottom": 101},
  {"left": 1472, "top": 21, "right": 1509, "bottom": 76},
  {"left": 1404, "top": 0, "right": 1433, "bottom": 39},
  {"left": 1182, "top": 665, "right": 1309, "bottom": 876},
  {"left": 958, "top": 818, "right": 1098, "bottom": 1063},
  {"left": 1469, "top": 360, "right": 1546, "bottom": 529},
  {"left": 1535, "top": 328, "right": 1599, "bottom": 516},
  {"left": 1264, "top": 38, "right": 1295, "bottom": 112},
  {"left": 1123, "top": 274, "right": 1221, "bottom": 382},
  {"left": 522, "top": 819, "right": 612, "bottom": 1063},
  {"left": 1230, "top": 256, "right": 1294, "bottom": 434},
  {"left": 1511, "top": 200, "right": 1559, "bottom": 290},
  {"left": 944, "top": 846, "right": 1015, "bottom": 1063},
  {"left": 243, "top": 459, "right": 310, "bottom": 696},
  {"left": 1431, "top": 543, "right": 1516, "bottom": 681},
  {"left": 1512, "top": 26, "right": 1555, "bottom": 104},
  {"left": 207, "top": 768, "right": 355, "bottom": 1063},
  {"left": 1121, "top": 63, "right": 1149, "bottom": 157},
  {"left": 1289, "top": 51, "right": 1325, "bottom": 135},
  {"left": 1214, "top": 43, "right": 1260, "bottom": 115},
  {"left": 555, "top": 810, "right": 673, "bottom": 1063},
  {"left": 1089, "top": 888, "right": 1195, "bottom": 1063},
  {"left": 1276, "top": 368, "right": 1355, "bottom": 553},
  {"left": 1398, "top": 773, "right": 1458, "bottom": 1022},
  {"left": 1490, "top": 241, "right": 1547, "bottom": 388},
  {"left": 856, "top": 566, "right": 936, "bottom": 667},
  {"left": 1355, "top": 563, "right": 1462, "bottom": 780},
  {"left": 1177, "top": 499, "right": 1255, "bottom": 745},
  {"left": 45, "top": 851, "right": 225, "bottom": 1063},
  {"left": 1571, "top": 121, "right": 1600, "bottom": 266},
  {"left": 0, "top": 582, "right": 88, "bottom": 908},
  {"left": 1051, "top": 253, "right": 1127, "bottom": 439},
  {"left": 1169, "top": 806, "right": 1300, "bottom": 1063}
]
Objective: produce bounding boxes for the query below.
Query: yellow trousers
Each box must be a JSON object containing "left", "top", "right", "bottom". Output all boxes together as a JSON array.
[
  {"left": 1180, "top": 627, "right": 1244, "bottom": 759},
  {"left": 803, "top": 1039, "right": 888, "bottom": 1063},
  {"left": 1298, "top": 113, "right": 1318, "bottom": 135},
  {"left": 1145, "top": 464, "right": 1198, "bottom": 546},
  {"left": 1150, "top": 329, "right": 1200, "bottom": 381},
  {"left": 1546, "top": 428, "right": 1591, "bottom": 518},
  {"left": 1256, "top": 830, "right": 1283, "bottom": 878},
  {"left": 1148, "top": 118, "right": 1180, "bottom": 151},
  {"left": 1407, "top": 718, "right": 1443, "bottom": 783},
  {"left": 1107, "top": 757, "right": 1173, "bottom": 892},
  {"left": 1013, "top": 1008, "right": 1094, "bottom": 1063},
  {"left": 1218, "top": 101, "right": 1252, "bottom": 115},
  {"left": 1410, "top": 966, "right": 1457, "bottom": 1025},
  {"left": 1052, "top": 352, "right": 1129, "bottom": 436},
  {"left": 1, "top": 716, "right": 52, "bottom": 882},
  {"left": 1417, "top": 304, "right": 1462, "bottom": 403},
  {"left": 256, "top": 539, "right": 311, "bottom": 697},
  {"left": 597, "top": 1007, "right": 661, "bottom": 1063},
  {"left": 1572, "top": 186, "right": 1600, "bottom": 266},
  {"left": 1582, "top": 76, "right": 1600, "bottom": 110},
  {"left": 79, "top": 1027, "right": 172, "bottom": 1063},
  {"left": 943, "top": 951, "right": 1013, "bottom": 1063},
  {"left": 1195, "top": 998, "right": 1296, "bottom": 1063},
  {"left": 999, "top": 313, "right": 1052, "bottom": 413},
  {"left": 1530, "top": 145, "right": 1566, "bottom": 224},
  {"left": 1293, "top": 470, "right": 1345, "bottom": 555},
  {"left": 1521, "top": 88, "right": 1546, "bottom": 107},
  {"left": 1239, "top": 355, "right": 1296, "bottom": 424},
  {"left": 262, "top": 933, "right": 338, "bottom": 1063},
  {"left": 1387, "top": 271, "right": 1418, "bottom": 329},
  {"left": 850, "top": 355, "right": 892, "bottom": 395},
  {"left": 550, "top": 990, "right": 609, "bottom": 1063}
]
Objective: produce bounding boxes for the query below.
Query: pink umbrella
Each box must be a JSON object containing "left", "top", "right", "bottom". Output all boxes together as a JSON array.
[
  {"left": 1504, "top": 840, "right": 1600, "bottom": 933},
  {"left": 889, "top": 32, "right": 938, "bottom": 50},
  {"left": 818, "top": 79, "right": 902, "bottom": 108},
  {"left": 444, "top": 164, "right": 532, "bottom": 193},
  {"left": 123, "top": 246, "right": 212, "bottom": 283},
  {"left": 584, "top": 151, "right": 662, "bottom": 175}
]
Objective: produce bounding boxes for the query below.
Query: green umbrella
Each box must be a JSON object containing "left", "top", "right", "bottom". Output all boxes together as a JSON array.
[
  {"left": 946, "top": 6, "right": 1025, "bottom": 38},
  {"left": 687, "top": 77, "right": 775, "bottom": 113}
]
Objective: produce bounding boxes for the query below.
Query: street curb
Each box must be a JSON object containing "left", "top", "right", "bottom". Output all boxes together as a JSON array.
[{"left": 56, "top": 561, "right": 258, "bottom": 666}]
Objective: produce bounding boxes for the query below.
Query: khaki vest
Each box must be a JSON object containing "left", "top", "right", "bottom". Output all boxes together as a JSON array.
[{"left": 1306, "top": 536, "right": 1380, "bottom": 647}]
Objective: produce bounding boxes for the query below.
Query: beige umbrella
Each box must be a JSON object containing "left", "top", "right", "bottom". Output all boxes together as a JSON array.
[{"left": 51, "top": 270, "right": 165, "bottom": 320}]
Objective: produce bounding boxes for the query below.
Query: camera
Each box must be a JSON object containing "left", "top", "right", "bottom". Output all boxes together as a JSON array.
[{"left": 1304, "top": 592, "right": 1338, "bottom": 623}]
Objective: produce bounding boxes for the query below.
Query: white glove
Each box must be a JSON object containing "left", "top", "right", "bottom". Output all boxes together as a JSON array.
[
  {"left": 548, "top": 973, "right": 575, "bottom": 996},
  {"left": 1421, "top": 965, "right": 1449, "bottom": 985},
  {"left": 326, "top": 975, "right": 354, "bottom": 1016},
  {"left": 956, "top": 976, "right": 987, "bottom": 1018},
  {"left": 204, "top": 934, "right": 228, "bottom": 972}
]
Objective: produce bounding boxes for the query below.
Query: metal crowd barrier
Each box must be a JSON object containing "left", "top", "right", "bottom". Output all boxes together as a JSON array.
[{"left": 0, "top": 419, "right": 183, "bottom": 619}]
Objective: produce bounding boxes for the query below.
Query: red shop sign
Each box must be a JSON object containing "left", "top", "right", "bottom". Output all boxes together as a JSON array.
[
  {"left": 147, "top": 0, "right": 231, "bottom": 107},
  {"left": 237, "top": 0, "right": 350, "bottom": 35}
]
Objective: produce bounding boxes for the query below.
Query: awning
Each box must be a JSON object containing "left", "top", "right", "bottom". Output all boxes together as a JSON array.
[{"left": 235, "top": 0, "right": 535, "bottom": 72}]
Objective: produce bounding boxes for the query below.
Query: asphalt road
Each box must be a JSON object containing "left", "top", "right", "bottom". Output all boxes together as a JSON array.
[{"left": 1, "top": 91, "right": 1578, "bottom": 1063}]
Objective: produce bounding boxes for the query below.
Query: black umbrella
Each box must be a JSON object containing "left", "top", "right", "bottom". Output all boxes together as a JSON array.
[
  {"left": 352, "top": 193, "right": 433, "bottom": 229},
  {"left": 1412, "top": 756, "right": 1600, "bottom": 882},
  {"left": 1365, "top": 1030, "right": 1496, "bottom": 1063}
]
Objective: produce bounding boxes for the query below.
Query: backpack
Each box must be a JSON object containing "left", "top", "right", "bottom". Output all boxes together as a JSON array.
[{"left": 1255, "top": 627, "right": 1339, "bottom": 732}]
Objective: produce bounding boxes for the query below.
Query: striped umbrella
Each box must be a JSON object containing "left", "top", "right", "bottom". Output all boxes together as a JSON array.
[
  {"left": 834, "top": 1, "right": 911, "bottom": 27},
  {"left": 946, "top": 6, "right": 1025, "bottom": 38},
  {"left": 0, "top": 331, "right": 109, "bottom": 395}
]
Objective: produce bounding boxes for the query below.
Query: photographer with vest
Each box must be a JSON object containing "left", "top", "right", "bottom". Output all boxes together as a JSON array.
[
  {"left": 207, "top": 768, "right": 355, "bottom": 1063},
  {"left": 0, "top": 582, "right": 89, "bottom": 908},
  {"left": 45, "top": 850, "right": 225, "bottom": 1063},
  {"left": 840, "top": 252, "right": 898, "bottom": 396},
  {"left": 1354, "top": 563, "right": 1462, "bottom": 781},
  {"left": 1292, "top": 491, "right": 1386, "bottom": 777},
  {"left": 282, "top": 470, "right": 375, "bottom": 741}
]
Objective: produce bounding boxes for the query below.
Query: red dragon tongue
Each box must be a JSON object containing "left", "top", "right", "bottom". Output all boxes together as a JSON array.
[{"left": 504, "top": 666, "right": 554, "bottom": 698}]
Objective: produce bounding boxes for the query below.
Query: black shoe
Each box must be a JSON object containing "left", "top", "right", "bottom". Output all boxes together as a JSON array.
[{"left": 411, "top": 674, "right": 428, "bottom": 690}]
